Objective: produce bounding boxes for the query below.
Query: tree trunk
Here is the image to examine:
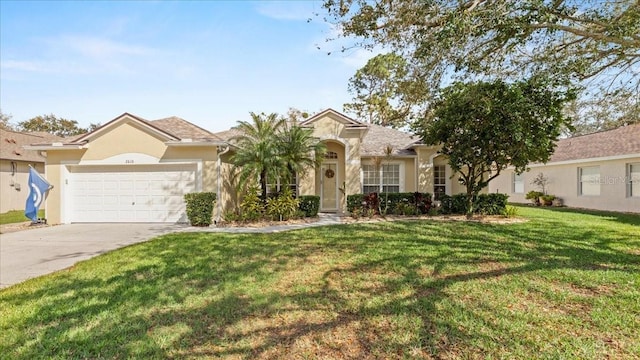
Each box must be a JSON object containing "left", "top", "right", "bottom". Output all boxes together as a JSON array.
[
  {"left": 466, "top": 185, "right": 475, "bottom": 219},
  {"left": 260, "top": 170, "right": 267, "bottom": 200}
]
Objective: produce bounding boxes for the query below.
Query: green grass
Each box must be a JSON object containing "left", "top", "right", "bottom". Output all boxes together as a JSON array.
[
  {"left": 1, "top": 206, "right": 639, "bottom": 359},
  {"left": 0, "top": 209, "right": 44, "bottom": 225}
]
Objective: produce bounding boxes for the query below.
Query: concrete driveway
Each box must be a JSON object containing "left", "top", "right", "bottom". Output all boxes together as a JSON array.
[{"left": 0, "top": 223, "right": 187, "bottom": 289}]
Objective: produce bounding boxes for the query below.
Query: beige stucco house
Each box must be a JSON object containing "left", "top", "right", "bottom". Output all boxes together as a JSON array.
[
  {"left": 490, "top": 123, "right": 640, "bottom": 213},
  {"left": 27, "top": 109, "right": 469, "bottom": 224},
  {"left": 26, "top": 113, "right": 225, "bottom": 224},
  {"left": 214, "top": 109, "right": 468, "bottom": 216},
  {"left": 0, "top": 129, "right": 61, "bottom": 213}
]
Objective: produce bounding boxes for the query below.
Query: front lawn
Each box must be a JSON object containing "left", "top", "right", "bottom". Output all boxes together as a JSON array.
[
  {"left": 1, "top": 207, "right": 639, "bottom": 359},
  {"left": 0, "top": 209, "right": 44, "bottom": 225}
]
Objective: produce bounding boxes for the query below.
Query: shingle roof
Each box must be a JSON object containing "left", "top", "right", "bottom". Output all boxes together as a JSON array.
[
  {"left": 360, "top": 123, "right": 420, "bottom": 157},
  {"left": 0, "top": 129, "right": 62, "bottom": 162},
  {"left": 148, "top": 116, "right": 223, "bottom": 142},
  {"left": 549, "top": 123, "right": 640, "bottom": 163},
  {"left": 212, "top": 127, "right": 244, "bottom": 142},
  {"left": 30, "top": 113, "right": 224, "bottom": 146},
  {"left": 214, "top": 119, "right": 421, "bottom": 157}
]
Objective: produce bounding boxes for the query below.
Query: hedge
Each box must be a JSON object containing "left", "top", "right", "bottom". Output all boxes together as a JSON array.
[
  {"left": 298, "top": 195, "right": 320, "bottom": 217},
  {"left": 440, "top": 193, "right": 509, "bottom": 215},
  {"left": 347, "top": 192, "right": 433, "bottom": 215},
  {"left": 184, "top": 192, "right": 217, "bottom": 226}
]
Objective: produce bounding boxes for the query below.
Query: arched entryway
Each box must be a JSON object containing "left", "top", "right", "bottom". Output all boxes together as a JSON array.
[{"left": 318, "top": 141, "right": 346, "bottom": 212}]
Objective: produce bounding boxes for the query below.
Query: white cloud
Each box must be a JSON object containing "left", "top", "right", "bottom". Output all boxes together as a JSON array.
[
  {"left": 52, "top": 35, "right": 154, "bottom": 59},
  {"left": 1, "top": 60, "right": 46, "bottom": 72},
  {"left": 255, "top": 1, "right": 317, "bottom": 21}
]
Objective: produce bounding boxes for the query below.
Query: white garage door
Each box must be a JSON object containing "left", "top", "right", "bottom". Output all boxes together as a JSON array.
[{"left": 68, "top": 164, "right": 197, "bottom": 223}]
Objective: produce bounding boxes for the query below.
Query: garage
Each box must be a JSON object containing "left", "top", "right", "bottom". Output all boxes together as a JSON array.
[{"left": 67, "top": 164, "right": 197, "bottom": 223}]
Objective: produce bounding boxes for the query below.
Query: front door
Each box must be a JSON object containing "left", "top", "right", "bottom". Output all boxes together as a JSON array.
[{"left": 321, "top": 163, "right": 338, "bottom": 211}]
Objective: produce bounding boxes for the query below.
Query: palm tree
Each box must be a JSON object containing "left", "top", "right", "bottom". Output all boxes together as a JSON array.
[
  {"left": 278, "top": 123, "right": 327, "bottom": 190},
  {"left": 230, "top": 112, "right": 285, "bottom": 200},
  {"left": 230, "top": 112, "right": 327, "bottom": 200}
]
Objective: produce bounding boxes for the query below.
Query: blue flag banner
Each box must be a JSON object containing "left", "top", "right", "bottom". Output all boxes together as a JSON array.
[{"left": 25, "top": 167, "right": 52, "bottom": 222}]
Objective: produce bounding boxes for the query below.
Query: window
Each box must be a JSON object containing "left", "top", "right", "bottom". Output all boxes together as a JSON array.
[
  {"left": 513, "top": 172, "right": 524, "bottom": 194},
  {"left": 325, "top": 151, "right": 338, "bottom": 159},
  {"left": 362, "top": 163, "right": 401, "bottom": 193},
  {"left": 267, "top": 172, "right": 297, "bottom": 196},
  {"left": 434, "top": 165, "right": 446, "bottom": 200},
  {"left": 629, "top": 163, "right": 640, "bottom": 197},
  {"left": 579, "top": 166, "right": 600, "bottom": 196},
  {"left": 362, "top": 164, "right": 380, "bottom": 194}
]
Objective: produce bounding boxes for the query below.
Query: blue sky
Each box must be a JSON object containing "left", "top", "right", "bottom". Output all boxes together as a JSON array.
[{"left": 0, "top": 1, "right": 372, "bottom": 132}]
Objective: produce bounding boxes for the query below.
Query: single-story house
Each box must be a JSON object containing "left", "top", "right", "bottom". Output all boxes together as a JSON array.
[
  {"left": 26, "top": 113, "right": 226, "bottom": 224},
  {"left": 0, "top": 129, "right": 61, "bottom": 213},
  {"left": 489, "top": 123, "right": 640, "bottom": 213},
  {"left": 27, "top": 109, "right": 471, "bottom": 224},
  {"left": 27, "top": 108, "right": 638, "bottom": 224}
]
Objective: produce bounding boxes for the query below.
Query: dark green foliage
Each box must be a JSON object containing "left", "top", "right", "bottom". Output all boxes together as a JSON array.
[
  {"left": 418, "top": 79, "right": 574, "bottom": 217},
  {"left": 347, "top": 194, "right": 366, "bottom": 213},
  {"left": 298, "top": 196, "right": 320, "bottom": 217},
  {"left": 265, "top": 188, "right": 299, "bottom": 221},
  {"left": 440, "top": 193, "right": 508, "bottom": 215},
  {"left": 184, "top": 192, "right": 217, "bottom": 227},
  {"left": 526, "top": 191, "right": 544, "bottom": 206},
  {"left": 347, "top": 192, "right": 433, "bottom": 216},
  {"left": 240, "top": 186, "right": 264, "bottom": 221}
]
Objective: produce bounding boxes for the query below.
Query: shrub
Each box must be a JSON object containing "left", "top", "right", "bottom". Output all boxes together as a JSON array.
[
  {"left": 476, "top": 193, "right": 509, "bottom": 215},
  {"left": 525, "top": 191, "right": 543, "bottom": 206},
  {"left": 184, "top": 192, "right": 217, "bottom": 226},
  {"left": 240, "top": 186, "right": 264, "bottom": 221},
  {"left": 394, "top": 202, "right": 418, "bottom": 216},
  {"left": 541, "top": 194, "right": 556, "bottom": 206},
  {"left": 440, "top": 194, "right": 468, "bottom": 214},
  {"left": 503, "top": 205, "right": 519, "bottom": 218},
  {"left": 298, "top": 195, "right": 320, "bottom": 217},
  {"left": 223, "top": 211, "right": 241, "bottom": 222},
  {"left": 265, "top": 188, "right": 299, "bottom": 221},
  {"left": 347, "top": 192, "right": 433, "bottom": 215},
  {"left": 347, "top": 194, "right": 366, "bottom": 213},
  {"left": 441, "top": 193, "right": 508, "bottom": 215}
]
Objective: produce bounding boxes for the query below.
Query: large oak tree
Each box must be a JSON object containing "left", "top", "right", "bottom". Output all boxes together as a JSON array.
[{"left": 323, "top": 0, "right": 639, "bottom": 133}]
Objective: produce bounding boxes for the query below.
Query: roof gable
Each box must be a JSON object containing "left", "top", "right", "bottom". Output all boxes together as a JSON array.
[
  {"left": 73, "top": 113, "right": 179, "bottom": 144},
  {"left": 300, "top": 108, "right": 367, "bottom": 128}
]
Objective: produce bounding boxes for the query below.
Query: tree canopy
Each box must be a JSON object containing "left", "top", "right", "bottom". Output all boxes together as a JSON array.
[
  {"left": 230, "top": 112, "right": 325, "bottom": 200},
  {"left": 323, "top": 0, "right": 640, "bottom": 133},
  {"left": 17, "top": 114, "right": 93, "bottom": 137},
  {"left": 417, "top": 79, "right": 575, "bottom": 217},
  {"left": 0, "top": 110, "right": 14, "bottom": 131},
  {"left": 343, "top": 53, "right": 413, "bottom": 128}
]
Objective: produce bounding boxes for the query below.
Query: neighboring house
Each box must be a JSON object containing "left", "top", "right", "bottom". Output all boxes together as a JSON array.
[
  {"left": 490, "top": 123, "right": 640, "bottom": 213},
  {"left": 0, "top": 129, "right": 61, "bottom": 213},
  {"left": 25, "top": 113, "right": 225, "bottom": 224},
  {"left": 26, "top": 109, "right": 470, "bottom": 224}
]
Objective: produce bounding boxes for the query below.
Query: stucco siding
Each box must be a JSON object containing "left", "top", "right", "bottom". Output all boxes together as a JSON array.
[
  {"left": 0, "top": 160, "right": 45, "bottom": 213},
  {"left": 489, "top": 157, "right": 640, "bottom": 213},
  {"left": 42, "top": 125, "right": 219, "bottom": 224}
]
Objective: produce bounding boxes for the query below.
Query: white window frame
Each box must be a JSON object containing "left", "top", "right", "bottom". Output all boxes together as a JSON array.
[
  {"left": 434, "top": 165, "right": 446, "bottom": 200},
  {"left": 513, "top": 172, "right": 524, "bottom": 194},
  {"left": 628, "top": 163, "right": 640, "bottom": 198},
  {"left": 361, "top": 161, "right": 404, "bottom": 193},
  {"left": 579, "top": 166, "right": 600, "bottom": 196},
  {"left": 267, "top": 172, "right": 298, "bottom": 196}
]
